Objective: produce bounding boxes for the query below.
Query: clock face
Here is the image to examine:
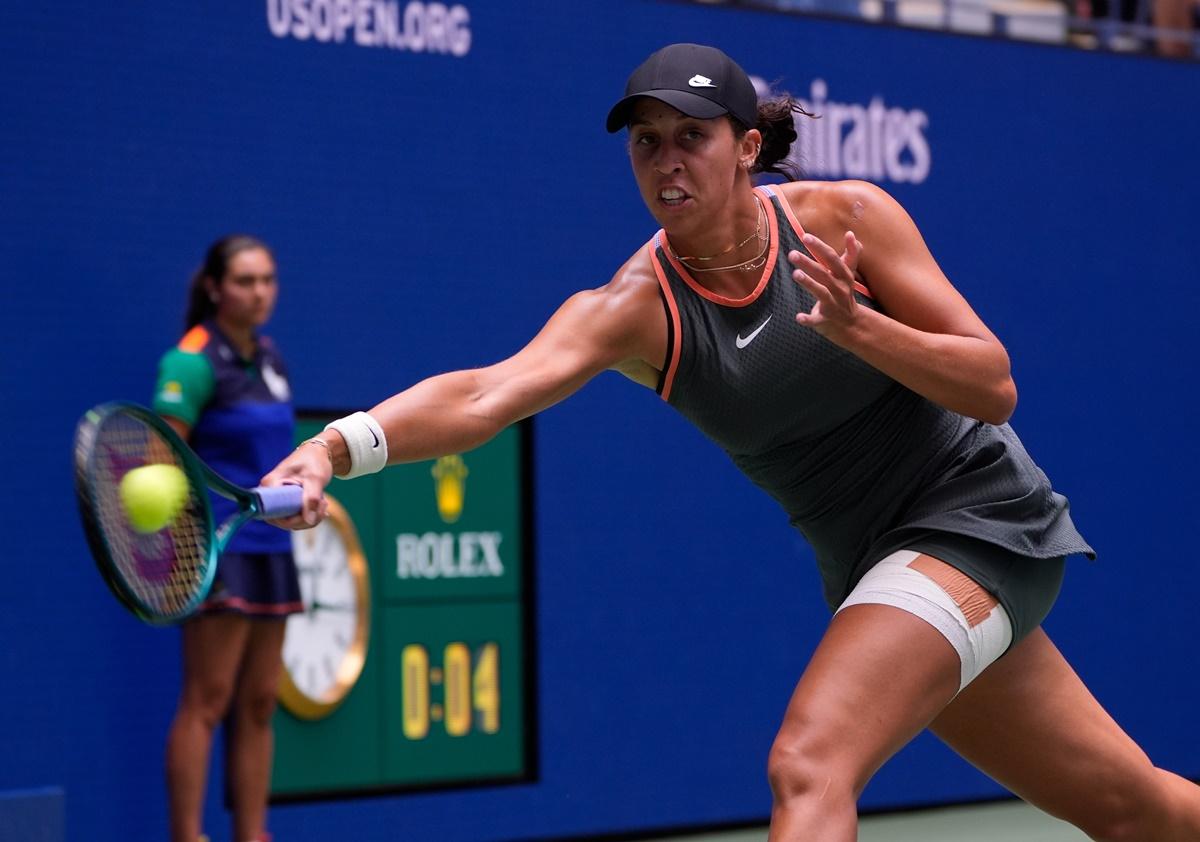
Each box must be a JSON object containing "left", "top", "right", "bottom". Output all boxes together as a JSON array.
[{"left": 280, "top": 496, "right": 370, "bottom": 719}]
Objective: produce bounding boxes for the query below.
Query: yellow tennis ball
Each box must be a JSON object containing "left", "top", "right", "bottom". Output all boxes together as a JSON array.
[{"left": 119, "top": 464, "right": 189, "bottom": 534}]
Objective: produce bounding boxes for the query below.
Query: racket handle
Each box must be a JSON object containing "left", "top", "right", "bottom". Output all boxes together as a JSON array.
[{"left": 253, "top": 484, "right": 305, "bottom": 519}]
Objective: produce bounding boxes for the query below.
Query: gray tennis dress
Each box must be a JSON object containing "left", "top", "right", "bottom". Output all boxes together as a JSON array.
[{"left": 649, "top": 186, "right": 1094, "bottom": 643}]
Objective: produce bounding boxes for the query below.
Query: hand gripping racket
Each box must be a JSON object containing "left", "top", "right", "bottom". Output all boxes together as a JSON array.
[{"left": 73, "top": 401, "right": 303, "bottom": 624}]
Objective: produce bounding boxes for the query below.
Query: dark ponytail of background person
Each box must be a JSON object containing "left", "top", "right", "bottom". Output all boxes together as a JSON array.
[{"left": 184, "top": 234, "right": 274, "bottom": 329}]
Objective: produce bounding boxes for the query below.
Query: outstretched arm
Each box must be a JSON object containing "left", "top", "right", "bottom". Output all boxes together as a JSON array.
[
  {"left": 782, "top": 180, "right": 1016, "bottom": 425},
  {"left": 349, "top": 284, "right": 652, "bottom": 467},
  {"left": 263, "top": 256, "right": 665, "bottom": 527}
]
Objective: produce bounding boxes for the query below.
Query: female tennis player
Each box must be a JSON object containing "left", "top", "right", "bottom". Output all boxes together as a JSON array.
[
  {"left": 157, "top": 235, "right": 299, "bottom": 842},
  {"left": 263, "top": 44, "right": 1200, "bottom": 840}
]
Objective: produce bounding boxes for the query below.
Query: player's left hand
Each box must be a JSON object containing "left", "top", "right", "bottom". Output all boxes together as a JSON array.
[{"left": 789, "top": 231, "right": 863, "bottom": 338}]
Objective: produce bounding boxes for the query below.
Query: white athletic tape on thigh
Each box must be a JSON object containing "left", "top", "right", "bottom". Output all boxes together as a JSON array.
[
  {"left": 836, "top": 551, "right": 1013, "bottom": 692},
  {"left": 324, "top": 412, "right": 388, "bottom": 479}
]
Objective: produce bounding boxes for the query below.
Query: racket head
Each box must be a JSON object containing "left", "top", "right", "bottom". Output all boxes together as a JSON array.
[{"left": 73, "top": 402, "right": 218, "bottom": 624}]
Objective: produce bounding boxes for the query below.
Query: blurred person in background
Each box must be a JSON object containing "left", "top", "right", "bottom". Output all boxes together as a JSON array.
[{"left": 155, "top": 235, "right": 300, "bottom": 842}]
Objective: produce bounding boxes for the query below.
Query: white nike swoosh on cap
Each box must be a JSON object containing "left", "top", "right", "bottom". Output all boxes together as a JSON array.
[
  {"left": 688, "top": 75, "right": 718, "bottom": 88},
  {"left": 735, "top": 315, "right": 772, "bottom": 349}
]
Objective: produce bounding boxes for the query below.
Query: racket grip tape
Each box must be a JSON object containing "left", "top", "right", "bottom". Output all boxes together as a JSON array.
[{"left": 253, "top": 484, "right": 305, "bottom": 519}]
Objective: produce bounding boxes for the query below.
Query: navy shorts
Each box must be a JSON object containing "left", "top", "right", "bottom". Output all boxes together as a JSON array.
[
  {"left": 902, "top": 532, "right": 1066, "bottom": 650},
  {"left": 198, "top": 551, "right": 304, "bottom": 619}
]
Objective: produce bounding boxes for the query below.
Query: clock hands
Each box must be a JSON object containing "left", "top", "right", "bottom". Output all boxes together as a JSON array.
[
  {"left": 280, "top": 497, "right": 373, "bottom": 722},
  {"left": 308, "top": 599, "right": 356, "bottom": 614}
]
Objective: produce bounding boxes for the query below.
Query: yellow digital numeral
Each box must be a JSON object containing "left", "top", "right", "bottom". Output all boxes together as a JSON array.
[
  {"left": 473, "top": 642, "right": 500, "bottom": 734},
  {"left": 443, "top": 643, "right": 471, "bottom": 736},
  {"left": 401, "top": 644, "right": 429, "bottom": 740}
]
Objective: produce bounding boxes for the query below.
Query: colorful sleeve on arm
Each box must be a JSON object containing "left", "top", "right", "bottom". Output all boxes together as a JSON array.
[{"left": 153, "top": 347, "right": 214, "bottom": 427}]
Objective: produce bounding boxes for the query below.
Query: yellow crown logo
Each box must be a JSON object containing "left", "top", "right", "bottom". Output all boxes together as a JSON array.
[{"left": 431, "top": 454, "right": 469, "bottom": 523}]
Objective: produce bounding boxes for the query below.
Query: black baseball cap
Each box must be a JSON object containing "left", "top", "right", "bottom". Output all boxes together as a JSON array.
[{"left": 605, "top": 43, "right": 758, "bottom": 134}]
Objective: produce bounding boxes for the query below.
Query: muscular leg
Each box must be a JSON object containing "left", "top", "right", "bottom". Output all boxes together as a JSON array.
[
  {"left": 932, "top": 628, "right": 1200, "bottom": 841},
  {"left": 767, "top": 550, "right": 1017, "bottom": 841},
  {"left": 166, "top": 614, "right": 251, "bottom": 842},
  {"left": 766, "top": 601, "right": 962, "bottom": 841},
  {"left": 226, "top": 619, "right": 286, "bottom": 842}
]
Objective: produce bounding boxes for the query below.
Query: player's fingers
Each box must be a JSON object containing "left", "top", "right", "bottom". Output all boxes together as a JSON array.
[
  {"left": 792, "top": 262, "right": 847, "bottom": 313},
  {"left": 272, "top": 488, "right": 322, "bottom": 530},
  {"left": 266, "top": 513, "right": 312, "bottom": 530},
  {"left": 796, "top": 274, "right": 850, "bottom": 326},
  {"left": 801, "top": 232, "right": 844, "bottom": 270},
  {"left": 791, "top": 267, "right": 835, "bottom": 305},
  {"left": 842, "top": 231, "right": 862, "bottom": 270},
  {"left": 301, "top": 480, "right": 325, "bottom": 526},
  {"left": 792, "top": 254, "right": 851, "bottom": 302},
  {"left": 788, "top": 250, "right": 833, "bottom": 284},
  {"left": 789, "top": 249, "right": 831, "bottom": 278},
  {"left": 792, "top": 248, "right": 853, "bottom": 303},
  {"left": 260, "top": 467, "right": 324, "bottom": 529}
]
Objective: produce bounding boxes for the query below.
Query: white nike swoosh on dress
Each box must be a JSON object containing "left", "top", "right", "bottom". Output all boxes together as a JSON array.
[{"left": 735, "top": 315, "right": 772, "bottom": 349}]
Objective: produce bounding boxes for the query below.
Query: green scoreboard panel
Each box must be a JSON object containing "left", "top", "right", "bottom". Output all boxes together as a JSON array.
[{"left": 270, "top": 415, "right": 535, "bottom": 800}]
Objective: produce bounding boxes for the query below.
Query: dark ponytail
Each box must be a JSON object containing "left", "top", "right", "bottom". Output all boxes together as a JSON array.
[
  {"left": 184, "top": 234, "right": 273, "bottom": 329},
  {"left": 731, "top": 94, "right": 815, "bottom": 182}
]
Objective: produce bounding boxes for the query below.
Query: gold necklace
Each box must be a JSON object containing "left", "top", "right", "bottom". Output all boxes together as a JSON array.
[
  {"left": 670, "top": 194, "right": 764, "bottom": 262},
  {"left": 671, "top": 195, "right": 770, "bottom": 274},
  {"left": 677, "top": 235, "right": 770, "bottom": 274}
]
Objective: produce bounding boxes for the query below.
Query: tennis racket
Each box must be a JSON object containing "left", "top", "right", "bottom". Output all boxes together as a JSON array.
[{"left": 73, "top": 401, "right": 304, "bottom": 624}]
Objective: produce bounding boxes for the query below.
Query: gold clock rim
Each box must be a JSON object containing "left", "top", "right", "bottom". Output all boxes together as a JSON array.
[{"left": 278, "top": 494, "right": 372, "bottom": 721}]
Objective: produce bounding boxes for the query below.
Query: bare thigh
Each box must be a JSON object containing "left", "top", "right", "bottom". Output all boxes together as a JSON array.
[
  {"left": 232, "top": 620, "right": 287, "bottom": 717},
  {"left": 180, "top": 613, "right": 252, "bottom": 711},
  {"left": 771, "top": 601, "right": 962, "bottom": 794},
  {"left": 930, "top": 628, "right": 1162, "bottom": 826}
]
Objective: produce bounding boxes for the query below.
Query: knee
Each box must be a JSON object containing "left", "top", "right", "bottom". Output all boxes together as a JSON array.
[
  {"left": 234, "top": 686, "right": 279, "bottom": 728},
  {"left": 766, "top": 731, "right": 857, "bottom": 810},
  {"left": 181, "top": 679, "right": 236, "bottom": 728},
  {"left": 1066, "top": 767, "right": 1169, "bottom": 842}
]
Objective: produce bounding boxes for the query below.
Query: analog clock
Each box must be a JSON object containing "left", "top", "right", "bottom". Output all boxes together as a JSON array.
[{"left": 279, "top": 495, "right": 371, "bottom": 720}]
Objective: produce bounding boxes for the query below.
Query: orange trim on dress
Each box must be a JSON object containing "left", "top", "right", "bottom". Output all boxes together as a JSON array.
[
  {"left": 648, "top": 238, "right": 683, "bottom": 402},
  {"left": 177, "top": 325, "right": 210, "bottom": 353},
  {"left": 766, "top": 185, "right": 874, "bottom": 301},
  {"left": 659, "top": 186, "right": 780, "bottom": 309},
  {"left": 199, "top": 595, "right": 305, "bottom": 616}
]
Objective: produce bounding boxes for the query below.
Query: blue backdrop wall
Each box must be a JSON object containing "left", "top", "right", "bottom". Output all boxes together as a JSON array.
[{"left": 2, "top": 1, "right": 1198, "bottom": 840}]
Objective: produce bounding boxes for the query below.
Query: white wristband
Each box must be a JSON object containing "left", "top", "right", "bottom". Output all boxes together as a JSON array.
[{"left": 324, "top": 412, "right": 388, "bottom": 479}]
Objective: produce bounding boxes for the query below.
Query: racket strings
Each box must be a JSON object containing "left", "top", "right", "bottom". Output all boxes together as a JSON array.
[{"left": 90, "top": 414, "right": 211, "bottom": 617}]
